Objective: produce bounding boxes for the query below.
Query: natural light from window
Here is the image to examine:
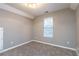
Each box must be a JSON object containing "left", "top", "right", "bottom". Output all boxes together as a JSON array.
[{"left": 44, "top": 17, "right": 53, "bottom": 38}]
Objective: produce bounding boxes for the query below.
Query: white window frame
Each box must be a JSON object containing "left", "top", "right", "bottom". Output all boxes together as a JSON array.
[{"left": 44, "top": 17, "right": 53, "bottom": 38}]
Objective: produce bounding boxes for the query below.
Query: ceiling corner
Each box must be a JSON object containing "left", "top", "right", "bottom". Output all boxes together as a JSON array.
[
  {"left": 0, "top": 4, "right": 34, "bottom": 19},
  {"left": 70, "top": 3, "right": 79, "bottom": 10}
]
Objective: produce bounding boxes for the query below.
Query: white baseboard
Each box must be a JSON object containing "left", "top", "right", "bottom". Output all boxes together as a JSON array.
[
  {"left": 76, "top": 48, "right": 79, "bottom": 56},
  {"left": 31, "top": 40, "right": 77, "bottom": 51},
  {"left": 75, "top": 51, "right": 79, "bottom": 56},
  {"left": 0, "top": 40, "right": 33, "bottom": 53},
  {"left": 0, "top": 40, "right": 77, "bottom": 55}
]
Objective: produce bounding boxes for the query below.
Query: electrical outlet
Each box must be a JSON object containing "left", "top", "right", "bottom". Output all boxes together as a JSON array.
[
  {"left": 10, "top": 42, "right": 14, "bottom": 45},
  {"left": 67, "top": 42, "right": 70, "bottom": 45}
]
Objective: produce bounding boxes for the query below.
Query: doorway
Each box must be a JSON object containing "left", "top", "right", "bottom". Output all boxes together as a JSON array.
[{"left": 0, "top": 27, "right": 3, "bottom": 51}]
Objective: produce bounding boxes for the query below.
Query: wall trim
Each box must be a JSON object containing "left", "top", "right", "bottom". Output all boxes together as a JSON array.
[
  {"left": 31, "top": 40, "right": 77, "bottom": 51},
  {"left": 75, "top": 50, "right": 79, "bottom": 56},
  {"left": 76, "top": 48, "right": 79, "bottom": 56},
  {"left": 0, "top": 40, "right": 78, "bottom": 55},
  {"left": 0, "top": 40, "right": 33, "bottom": 53},
  {"left": 0, "top": 4, "right": 34, "bottom": 19}
]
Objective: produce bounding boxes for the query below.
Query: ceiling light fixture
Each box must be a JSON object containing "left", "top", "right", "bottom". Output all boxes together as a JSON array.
[{"left": 24, "top": 3, "right": 42, "bottom": 8}]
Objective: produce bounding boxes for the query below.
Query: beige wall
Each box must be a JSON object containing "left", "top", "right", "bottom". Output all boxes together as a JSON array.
[
  {"left": 76, "top": 6, "right": 79, "bottom": 51},
  {"left": 33, "top": 9, "right": 76, "bottom": 48},
  {"left": 0, "top": 8, "right": 77, "bottom": 51},
  {"left": 0, "top": 9, "right": 33, "bottom": 50}
]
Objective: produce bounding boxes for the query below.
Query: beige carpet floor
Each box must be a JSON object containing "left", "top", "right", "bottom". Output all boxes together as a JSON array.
[{"left": 0, "top": 41, "right": 77, "bottom": 56}]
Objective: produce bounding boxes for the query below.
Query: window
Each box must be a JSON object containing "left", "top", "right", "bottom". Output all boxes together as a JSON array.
[{"left": 44, "top": 17, "right": 53, "bottom": 37}]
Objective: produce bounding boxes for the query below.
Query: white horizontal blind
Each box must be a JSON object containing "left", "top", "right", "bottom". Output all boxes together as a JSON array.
[{"left": 44, "top": 17, "right": 53, "bottom": 38}]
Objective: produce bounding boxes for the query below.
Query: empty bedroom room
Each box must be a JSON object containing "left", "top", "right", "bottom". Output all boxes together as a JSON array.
[{"left": 0, "top": 3, "right": 79, "bottom": 56}]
